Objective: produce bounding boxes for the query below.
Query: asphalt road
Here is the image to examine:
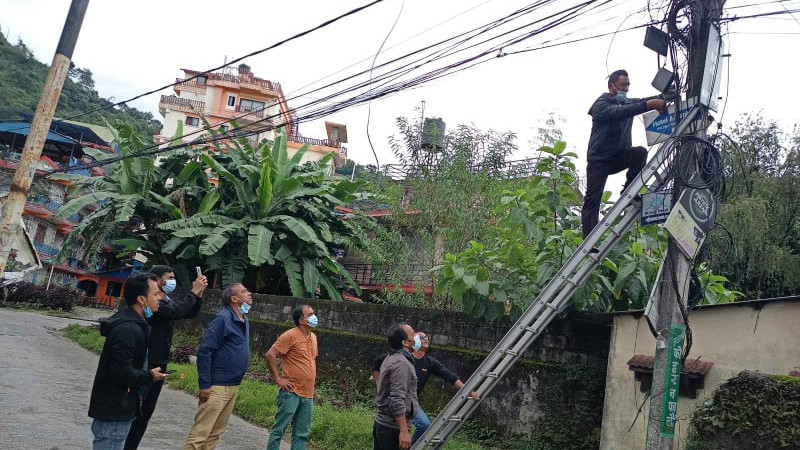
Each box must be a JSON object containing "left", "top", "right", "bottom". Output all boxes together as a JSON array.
[{"left": 0, "top": 308, "right": 287, "bottom": 450}]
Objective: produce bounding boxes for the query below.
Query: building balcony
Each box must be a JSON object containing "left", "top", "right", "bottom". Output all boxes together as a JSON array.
[
  {"left": 174, "top": 78, "right": 207, "bottom": 95},
  {"left": 235, "top": 104, "right": 265, "bottom": 119},
  {"left": 288, "top": 133, "right": 341, "bottom": 149},
  {"left": 158, "top": 95, "right": 205, "bottom": 117}
]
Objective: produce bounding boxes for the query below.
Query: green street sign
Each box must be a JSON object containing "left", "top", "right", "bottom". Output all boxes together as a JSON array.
[{"left": 660, "top": 323, "right": 686, "bottom": 438}]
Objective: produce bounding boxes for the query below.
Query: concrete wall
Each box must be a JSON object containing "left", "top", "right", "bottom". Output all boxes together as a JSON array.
[
  {"left": 599, "top": 299, "right": 800, "bottom": 449},
  {"left": 182, "top": 290, "right": 612, "bottom": 436}
]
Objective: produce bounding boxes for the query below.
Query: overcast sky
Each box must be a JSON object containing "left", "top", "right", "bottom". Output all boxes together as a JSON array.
[{"left": 1, "top": 0, "right": 798, "bottom": 192}]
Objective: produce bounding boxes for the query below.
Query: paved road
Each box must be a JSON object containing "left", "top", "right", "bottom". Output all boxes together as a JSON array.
[{"left": 0, "top": 308, "right": 286, "bottom": 450}]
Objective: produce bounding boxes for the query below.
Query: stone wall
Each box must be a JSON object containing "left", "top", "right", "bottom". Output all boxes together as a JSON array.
[{"left": 181, "top": 290, "right": 612, "bottom": 437}]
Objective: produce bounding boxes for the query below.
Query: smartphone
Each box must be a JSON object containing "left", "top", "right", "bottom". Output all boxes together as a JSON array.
[
  {"left": 166, "top": 369, "right": 177, "bottom": 375},
  {"left": 196, "top": 266, "right": 203, "bottom": 277}
]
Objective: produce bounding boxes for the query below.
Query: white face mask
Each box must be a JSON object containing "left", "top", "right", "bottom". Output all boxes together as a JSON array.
[{"left": 163, "top": 279, "right": 177, "bottom": 293}]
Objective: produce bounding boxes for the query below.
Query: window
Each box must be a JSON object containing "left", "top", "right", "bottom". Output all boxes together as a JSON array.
[
  {"left": 185, "top": 116, "right": 200, "bottom": 127},
  {"left": 196, "top": 75, "right": 207, "bottom": 85},
  {"left": 227, "top": 95, "right": 236, "bottom": 107},
  {"left": 219, "top": 125, "right": 230, "bottom": 133},
  {"left": 239, "top": 98, "right": 265, "bottom": 113}
]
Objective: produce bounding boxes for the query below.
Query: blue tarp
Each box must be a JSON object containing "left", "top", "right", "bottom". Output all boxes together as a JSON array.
[{"left": 0, "top": 121, "right": 79, "bottom": 145}]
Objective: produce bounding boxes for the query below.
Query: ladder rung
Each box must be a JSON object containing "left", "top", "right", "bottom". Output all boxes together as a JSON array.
[
  {"left": 480, "top": 371, "right": 499, "bottom": 378},
  {"left": 448, "top": 417, "right": 463, "bottom": 422},
  {"left": 503, "top": 349, "right": 519, "bottom": 356},
  {"left": 524, "top": 325, "right": 539, "bottom": 333}
]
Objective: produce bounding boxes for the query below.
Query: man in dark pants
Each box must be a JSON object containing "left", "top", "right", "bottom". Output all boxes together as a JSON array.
[
  {"left": 372, "top": 332, "right": 477, "bottom": 445},
  {"left": 124, "top": 265, "right": 207, "bottom": 450},
  {"left": 88, "top": 273, "right": 167, "bottom": 450},
  {"left": 374, "top": 322, "right": 419, "bottom": 450},
  {"left": 582, "top": 69, "right": 667, "bottom": 239}
]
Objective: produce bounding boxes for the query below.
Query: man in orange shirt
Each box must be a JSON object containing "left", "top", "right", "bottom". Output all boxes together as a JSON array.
[{"left": 266, "top": 304, "right": 319, "bottom": 450}]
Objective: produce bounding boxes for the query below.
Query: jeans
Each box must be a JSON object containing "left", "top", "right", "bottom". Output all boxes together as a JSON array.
[
  {"left": 266, "top": 389, "right": 314, "bottom": 450},
  {"left": 373, "top": 421, "right": 400, "bottom": 450},
  {"left": 410, "top": 406, "right": 431, "bottom": 445},
  {"left": 581, "top": 147, "right": 647, "bottom": 238},
  {"left": 92, "top": 419, "right": 134, "bottom": 450}
]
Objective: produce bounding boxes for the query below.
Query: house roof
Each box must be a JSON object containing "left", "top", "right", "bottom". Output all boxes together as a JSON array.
[
  {"left": 0, "top": 121, "right": 78, "bottom": 145},
  {"left": 627, "top": 354, "right": 714, "bottom": 377}
]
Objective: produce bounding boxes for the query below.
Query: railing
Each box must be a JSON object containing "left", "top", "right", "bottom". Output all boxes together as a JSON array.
[
  {"left": 343, "top": 263, "right": 433, "bottom": 286},
  {"left": 76, "top": 296, "right": 113, "bottom": 310},
  {"left": 211, "top": 72, "right": 282, "bottom": 92},
  {"left": 27, "top": 195, "right": 63, "bottom": 213},
  {"left": 288, "top": 133, "right": 340, "bottom": 149},
  {"left": 235, "top": 104, "right": 265, "bottom": 118},
  {"left": 33, "top": 241, "right": 60, "bottom": 257},
  {"left": 383, "top": 157, "right": 544, "bottom": 181},
  {"left": 175, "top": 78, "right": 207, "bottom": 93},
  {"left": 159, "top": 95, "right": 205, "bottom": 112}
]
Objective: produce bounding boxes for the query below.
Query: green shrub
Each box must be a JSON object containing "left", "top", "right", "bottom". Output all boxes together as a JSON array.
[{"left": 65, "top": 323, "right": 105, "bottom": 353}]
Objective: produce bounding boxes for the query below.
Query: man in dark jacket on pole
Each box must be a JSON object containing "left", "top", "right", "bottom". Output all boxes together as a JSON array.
[
  {"left": 124, "top": 265, "right": 207, "bottom": 449},
  {"left": 88, "top": 273, "right": 167, "bottom": 450},
  {"left": 581, "top": 69, "right": 667, "bottom": 239}
]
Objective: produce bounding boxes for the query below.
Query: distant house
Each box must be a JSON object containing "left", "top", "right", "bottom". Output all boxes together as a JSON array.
[{"left": 154, "top": 64, "right": 348, "bottom": 173}]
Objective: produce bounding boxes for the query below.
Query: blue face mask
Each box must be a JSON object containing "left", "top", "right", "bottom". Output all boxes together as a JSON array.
[
  {"left": 615, "top": 90, "right": 628, "bottom": 102},
  {"left": 412, "top": 335, "right": 422, "bottom": 352},
  {"left": 307, "top": 314, "right": 319, "bottom": 328},
  {"left": 143, "top": 306, "right": 153, "bottom": 319},
  {"left": 239, "top": 303, "right": 251, "bottom": 315},
  {"left": 163, "top": 279, "right": 177, "bottom": 294}
]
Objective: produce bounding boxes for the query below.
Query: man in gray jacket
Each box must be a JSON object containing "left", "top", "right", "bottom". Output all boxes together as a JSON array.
[
  {"left": 581, "top": 69, "right": 667, "bottom": 238},
  {"left": 374, "top": 322, "right": 419, "bottom": 450}
]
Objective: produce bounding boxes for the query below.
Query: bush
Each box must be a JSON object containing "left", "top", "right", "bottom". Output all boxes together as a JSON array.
[
  {"left": 5, "top": 281, "right": 43, "bottom": 304},
  {"left": 39, "top": 285, "right": 78, "bottom": 311},
  {"left": 171, "top": 345, "right": 195, "bottom": 364}
]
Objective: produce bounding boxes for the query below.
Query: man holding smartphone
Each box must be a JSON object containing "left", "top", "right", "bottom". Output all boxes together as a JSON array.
[{"left": 124, "top": 265, "right": 208, "bottom": 450}]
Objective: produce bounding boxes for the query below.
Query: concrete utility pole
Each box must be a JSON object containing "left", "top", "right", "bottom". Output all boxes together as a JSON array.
[
  {"left": 645, "top": 1, "right": 726, "bottom": 449},
  {"left": 0, "top": 0, "right": 90, "bottom": 279}
]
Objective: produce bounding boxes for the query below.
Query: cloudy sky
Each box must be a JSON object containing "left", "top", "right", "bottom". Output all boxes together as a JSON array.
[{"left": 1, "top": 0, "right": 798, "bottom": 191}]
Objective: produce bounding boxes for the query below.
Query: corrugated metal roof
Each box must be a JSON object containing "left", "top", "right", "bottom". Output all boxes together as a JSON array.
[{"left": 0, "top": 121, "right": 78, "bottom": 145}]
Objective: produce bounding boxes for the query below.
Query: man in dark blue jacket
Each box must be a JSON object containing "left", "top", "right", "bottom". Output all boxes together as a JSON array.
[
  {"left": 183, "top": 283, "right": 252, "bottom": 450},
  {"left": 124, "top": 265, "right": 207, "bottom": 450},
  {"left": 581, "top": 69, "right": 667, "bottom": 238},
  {"left": 88, "top": 273, "right": 167, "bottom": 450}
]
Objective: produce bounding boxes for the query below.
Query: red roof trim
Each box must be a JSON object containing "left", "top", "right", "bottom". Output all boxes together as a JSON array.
[{"left": 627, "top": 354, "right": 714, "bottom": 376}]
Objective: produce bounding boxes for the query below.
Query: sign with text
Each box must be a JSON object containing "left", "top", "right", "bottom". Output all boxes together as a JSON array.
[
  {"left": 664, "top": 202, "right": 705, "bottom": 259},
  {"left": 678, "top": 188, "right": 717, "bottom": 234},
  {"left": 660, "top": 323, "right": 686, "bottom": 438},
  {"left": 643, "top": 98, "right": 696, "bottom": 146}
]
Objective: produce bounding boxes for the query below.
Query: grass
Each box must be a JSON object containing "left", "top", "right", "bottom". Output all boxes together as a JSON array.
[{"left": 66, "top": 324, "right": 489, "bottom": 450}]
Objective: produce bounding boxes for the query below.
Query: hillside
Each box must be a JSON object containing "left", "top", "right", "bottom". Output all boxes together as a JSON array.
[{"left": 0, "top": 31, "right": 160, "bottom": 138}]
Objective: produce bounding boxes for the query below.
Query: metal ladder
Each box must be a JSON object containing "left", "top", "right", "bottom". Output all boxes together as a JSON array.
[{"left": 412, "top": 108, "right": 700, "bottom": 449}]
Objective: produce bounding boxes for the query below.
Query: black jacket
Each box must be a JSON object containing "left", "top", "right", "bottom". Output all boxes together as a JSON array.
[
  {"left": 88, "top": 308, "right": 154, "bottom": 421},
  {"left": 146, "top": 291, "right": 202, "bottom": 368},
  {"left": 373, "top": 352, "right": 460, "bottom": 395},
  {"left": 586, "top": 93, "right": 649, "bottom": 163}
]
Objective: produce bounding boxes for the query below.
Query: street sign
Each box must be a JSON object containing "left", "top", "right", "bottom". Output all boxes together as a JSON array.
[
  {"left": 643, "top": 99, "right": 696, "bottom": 146},
  {"left": 641, "top": 191, "right": 673, "bottom": 225},
  {"left": 659, "top": 323, "right": 686, "bottom": 438}
]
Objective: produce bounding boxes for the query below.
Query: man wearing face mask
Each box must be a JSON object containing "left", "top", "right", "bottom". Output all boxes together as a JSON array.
[
  {"left": 374, "top": 322, "right": 419, "bottom": 450},
  {"left": 88, "top": 273, "right": 168, "bottom": 450},
  {"left": 184, "top": 283, "right": 252, "bottom": 450},
  {"left": 124, "top": 265, "right": 207, "bottom": 450},
  {"left": 265, "top": 304, "right": 319, "bottom": 450},
  {"left": 372, "top": 332, "right": 478, "bottom": 445},
  {"left": 582, "top": 69, "right": 667, "bottom": 239}
]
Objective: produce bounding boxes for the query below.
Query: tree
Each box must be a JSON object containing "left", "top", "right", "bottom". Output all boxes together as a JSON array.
[
  {"left": 55, "top": 123, "right": 364, "bottom": 300},
  {"left": 435, "top": 141, "right": 738, "bottom": 320}
]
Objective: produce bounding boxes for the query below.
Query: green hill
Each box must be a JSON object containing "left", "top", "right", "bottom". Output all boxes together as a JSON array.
[{"left": 0, "top": 31, "right": 160, "bottom": 138}]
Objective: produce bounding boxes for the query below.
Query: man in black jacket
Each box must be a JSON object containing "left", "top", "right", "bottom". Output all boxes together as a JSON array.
[
  {"left": 581, "top": 69, "right": 667, "bottom": 238},
  {"left": 124, "top": 265, "right": 207, "bottom": 450},
  {"left": 372, "top": 332, "right": 477, "bottom": 445},
  {"left": 89, "top": 273, "right": 167, "bottom": 450}
]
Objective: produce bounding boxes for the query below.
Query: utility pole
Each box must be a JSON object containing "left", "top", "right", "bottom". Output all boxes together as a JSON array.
[
  {"left": 645, "top": 1, "right": 725, "bottom": 448},
  {"left": 0, "top": 0, "right": 90, "bottom": 279}
]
